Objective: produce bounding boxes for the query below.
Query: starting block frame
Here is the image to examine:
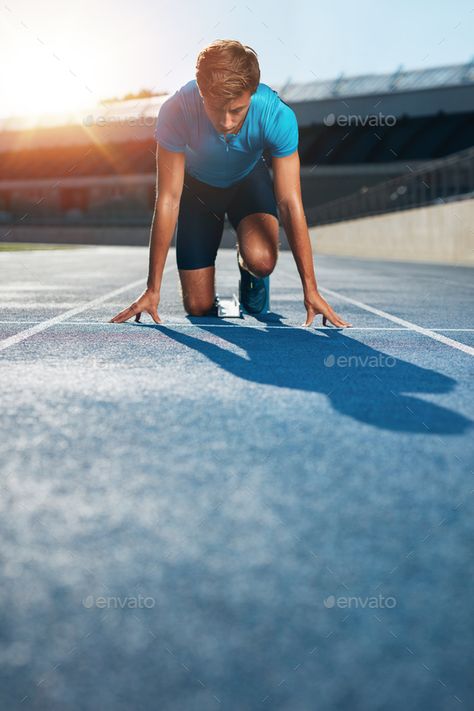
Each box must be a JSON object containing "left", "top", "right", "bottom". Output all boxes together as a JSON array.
[{"left": 215, "top": 293, "right": 242, "bottom": 318}]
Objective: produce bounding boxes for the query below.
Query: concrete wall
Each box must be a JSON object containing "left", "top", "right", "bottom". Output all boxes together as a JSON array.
[
  {"left": 310, "top": 197, "right": 474, "bottom": 266},
  {"left": 0, "top": 224, "right": 267, "bottom": 249},
  {"left": 4, "top": 198, "right": 474, "bottom": 266}
]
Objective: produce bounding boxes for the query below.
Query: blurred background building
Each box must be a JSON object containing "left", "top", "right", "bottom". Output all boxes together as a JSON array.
[{"left": 1, "top": 61, "right": 473, "bottom": 248}]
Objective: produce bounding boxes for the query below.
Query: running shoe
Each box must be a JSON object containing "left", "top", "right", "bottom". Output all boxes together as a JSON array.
[{"left": 238, "top": 254, "right": 270, "bottom": 314}]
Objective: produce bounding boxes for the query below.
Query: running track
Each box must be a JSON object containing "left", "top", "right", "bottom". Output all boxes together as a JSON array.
[{"left": 1, "top": 245, "right": 473, "bottom": 711}]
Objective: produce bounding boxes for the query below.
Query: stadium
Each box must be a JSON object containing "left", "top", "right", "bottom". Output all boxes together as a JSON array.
[{"left": 2, "top": 61, "right": 473, "bottom": 259}]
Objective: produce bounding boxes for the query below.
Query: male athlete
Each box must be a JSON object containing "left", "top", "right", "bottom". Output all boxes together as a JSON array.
[{"left": 110, "top": 39, "right": 351, "bottom": 328}]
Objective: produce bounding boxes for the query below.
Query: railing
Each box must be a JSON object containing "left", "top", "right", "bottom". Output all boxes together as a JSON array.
[
  {"left": 2, "top": 147, "right": 474, "bottom": 230},
  {"left": 305, "top": 146, "right": 474, "bottom": 227}
]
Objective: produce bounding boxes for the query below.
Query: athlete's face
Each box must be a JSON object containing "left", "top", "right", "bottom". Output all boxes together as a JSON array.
[{"left": 200, "top": 90, "right": 252, "bottom": 135}]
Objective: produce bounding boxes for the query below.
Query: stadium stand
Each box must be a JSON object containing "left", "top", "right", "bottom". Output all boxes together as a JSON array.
[{"left": 0, "top": 61, "right": 473, "bottom": 237}]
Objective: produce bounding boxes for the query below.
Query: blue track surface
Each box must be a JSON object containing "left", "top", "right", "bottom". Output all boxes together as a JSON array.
[{"left": 0, "top": 245, "right": 473, "bottom": 711}]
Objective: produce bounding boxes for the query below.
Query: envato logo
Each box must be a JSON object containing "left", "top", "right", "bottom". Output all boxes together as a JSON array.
[
  {"left": 323, "top": 594, "right": 397, "bottom": 609},
  {"left": 82, "top": 595, "right": 155, "bottom": 609},
  {"left": 324, "top": 354, "right": 396, "bottom": 368},
  {"left": 82, "top": 115, "right": 155, "bottom": 128},
  {"left": 323, "top": 112, "right": 397, "bottom": 127}
]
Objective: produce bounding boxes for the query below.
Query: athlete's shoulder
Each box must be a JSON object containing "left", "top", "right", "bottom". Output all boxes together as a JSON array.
[
  {"left": 179, "top": 79, "right": 200, "bottom": 96},
  {"left": 155, "top": 82, "right": 196, "bottom": 148},
  {"left": 253, "top": 82, "right": 279, "bottom": 104},
  {"left": 257, "top": 83, "right": 298, "bottom": 157},
  {"left": 171, "top": 80, "right": 202, "bottom": 117},
  {"left": 161, "top": 79, "right": 198, "bottom": 106},
  {"left": 254, "top": 83, "right": 294, "bottom": 121},
  {"left": 253, "top": 82, "right": 294, "bottom": 118}
]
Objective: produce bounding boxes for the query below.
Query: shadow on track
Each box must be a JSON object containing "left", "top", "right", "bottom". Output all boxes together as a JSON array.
[{"left": 136, "top": 313, "right": 471, "bottom": 435}]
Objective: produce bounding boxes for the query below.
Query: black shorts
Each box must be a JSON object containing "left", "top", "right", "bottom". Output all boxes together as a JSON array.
[{"left": 175, "top": 156, "right": 278, "bottom": 270}]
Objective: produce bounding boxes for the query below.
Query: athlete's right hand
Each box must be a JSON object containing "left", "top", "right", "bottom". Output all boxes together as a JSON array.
[{"left": 109, "top": 288, "right": 161, "bottom": 324}]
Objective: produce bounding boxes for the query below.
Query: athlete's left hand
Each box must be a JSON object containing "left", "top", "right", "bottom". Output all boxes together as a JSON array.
[{"left": 302, "top": 289, "right": 352, "bottom": 328}]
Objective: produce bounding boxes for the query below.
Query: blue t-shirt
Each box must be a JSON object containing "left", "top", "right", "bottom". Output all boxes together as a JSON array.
[{"left": 154, "top": 79, "right": 298, "bottom": 187}]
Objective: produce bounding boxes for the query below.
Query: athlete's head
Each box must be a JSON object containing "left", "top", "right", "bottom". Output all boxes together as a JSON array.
[{"left": 196, "top": 39, "right": 260, "bottom": 134}]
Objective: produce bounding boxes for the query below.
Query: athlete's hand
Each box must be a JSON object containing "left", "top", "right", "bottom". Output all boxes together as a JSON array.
[
  {"left": 302, "top": 289, "right": 352, "bottom": 328},
  {"left": 109, "top": 288, "right": 161, "bottom": 324}
]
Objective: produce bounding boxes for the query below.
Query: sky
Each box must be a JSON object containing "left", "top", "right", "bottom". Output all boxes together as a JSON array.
[{"left": 1, "top": 0, "right": 473, "bottom": 119}]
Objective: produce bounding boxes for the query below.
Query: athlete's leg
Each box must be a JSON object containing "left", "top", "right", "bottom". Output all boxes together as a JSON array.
[
  {"left": 179, "top": 266, "right": 216, "bottom": 316},
  {"left": 227, "top": 158, "right": 280, "bottom": 277},
  {"left": 236, "top": 212, "right": 279, "bottom": 277},
  {"left": 175, "top": 173, "right": 227, "bottom": 316}
]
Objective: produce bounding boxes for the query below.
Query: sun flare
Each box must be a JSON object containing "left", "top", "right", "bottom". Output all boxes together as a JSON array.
[{"left": 2, "top": 35, "right": 100, "bottom": 121}]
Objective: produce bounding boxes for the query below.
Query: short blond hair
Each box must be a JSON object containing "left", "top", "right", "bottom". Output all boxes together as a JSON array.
[{"left": 196, "top": 39, "right": 260, "bottom": 101}]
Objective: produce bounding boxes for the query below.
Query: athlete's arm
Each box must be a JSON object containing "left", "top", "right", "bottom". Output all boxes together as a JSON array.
[
  {"left": 110, "top": 144, "right": 185, "bottom": 324},
  {"left": 147, "top": 144, "right": 185, "bottom": 292},
  {"left": 272, "top": 150, "right": 351, "bottom": 328}
]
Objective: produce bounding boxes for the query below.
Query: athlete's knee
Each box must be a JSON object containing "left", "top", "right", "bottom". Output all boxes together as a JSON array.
[
  {"left": 183, "top": 296, "right": 215, "bottom": 316},
  {"left": 241, "top": 246, "right": 277, "bottom": 277}
]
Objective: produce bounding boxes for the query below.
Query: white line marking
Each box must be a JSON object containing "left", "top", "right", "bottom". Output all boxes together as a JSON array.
[
  {"left": 0, "top": 321, "right": 473, "bottom": 331},
  {"left": 0, "top": 272, "right": 172, "bottom": 352},
  {"left": 320, "top": 287, "right": 474, "bottom": 357},
  {"left": 0, "top": 322, "right": 414, "bottom": 328}
]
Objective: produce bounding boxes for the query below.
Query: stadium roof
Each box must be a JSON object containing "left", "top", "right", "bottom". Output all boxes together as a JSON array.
[
  {"left": 0, "top": 94, "right": 170, "bottom": 133},
  {"left": 277, "top": 60, "right": 474, "bottom": 103},
  {"left": 1, "top": 60, "right": 473, "bottom": 133}
]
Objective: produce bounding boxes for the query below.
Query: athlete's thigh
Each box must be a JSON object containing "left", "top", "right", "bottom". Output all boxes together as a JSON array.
[
  {"left": 226, "top": 157, "right": 279, "bottom": 240},
  {"left": 236, "top": 211, "right": 279, "bottom": 254}
]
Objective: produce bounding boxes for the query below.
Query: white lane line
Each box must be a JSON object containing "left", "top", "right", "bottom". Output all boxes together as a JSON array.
[
  {"left": 0, "top": 321, "right": 474, "bottom": 332},
  {"left": 1, "top": 323, "right": 405, "bottom": 330},
  {"left": 0, "top": 322, "right": 415, "bottom": 328},
  {"left": 0, "top": 274, "right": 169, "bottom": 352},
  {"left": 319, "top": 286, "right": 474, "bottom": 356}
]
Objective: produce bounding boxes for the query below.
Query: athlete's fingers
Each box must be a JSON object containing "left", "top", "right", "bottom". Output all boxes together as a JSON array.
[
  {"left": 301, "top": 307, "right": 315, "bottom": 327},
  {"left": 109, "top": 303, "right": 137, "bottom": 323},
  {"left": 325, "top": 309, "right": 352, "bottom": 328},
  {"left": 332, "top": 311, "right": 352, "bottom": 327},
  {"left": 149, "top": 309, "right": 162, "bottom": 324},
  {"left": 135, "top": 312, "right": 141, "bottom": 323}
]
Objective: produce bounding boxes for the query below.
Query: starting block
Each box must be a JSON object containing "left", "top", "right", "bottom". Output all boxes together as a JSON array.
[{"left": 215, "top": 293, "right": 242, "bottom": 318}]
